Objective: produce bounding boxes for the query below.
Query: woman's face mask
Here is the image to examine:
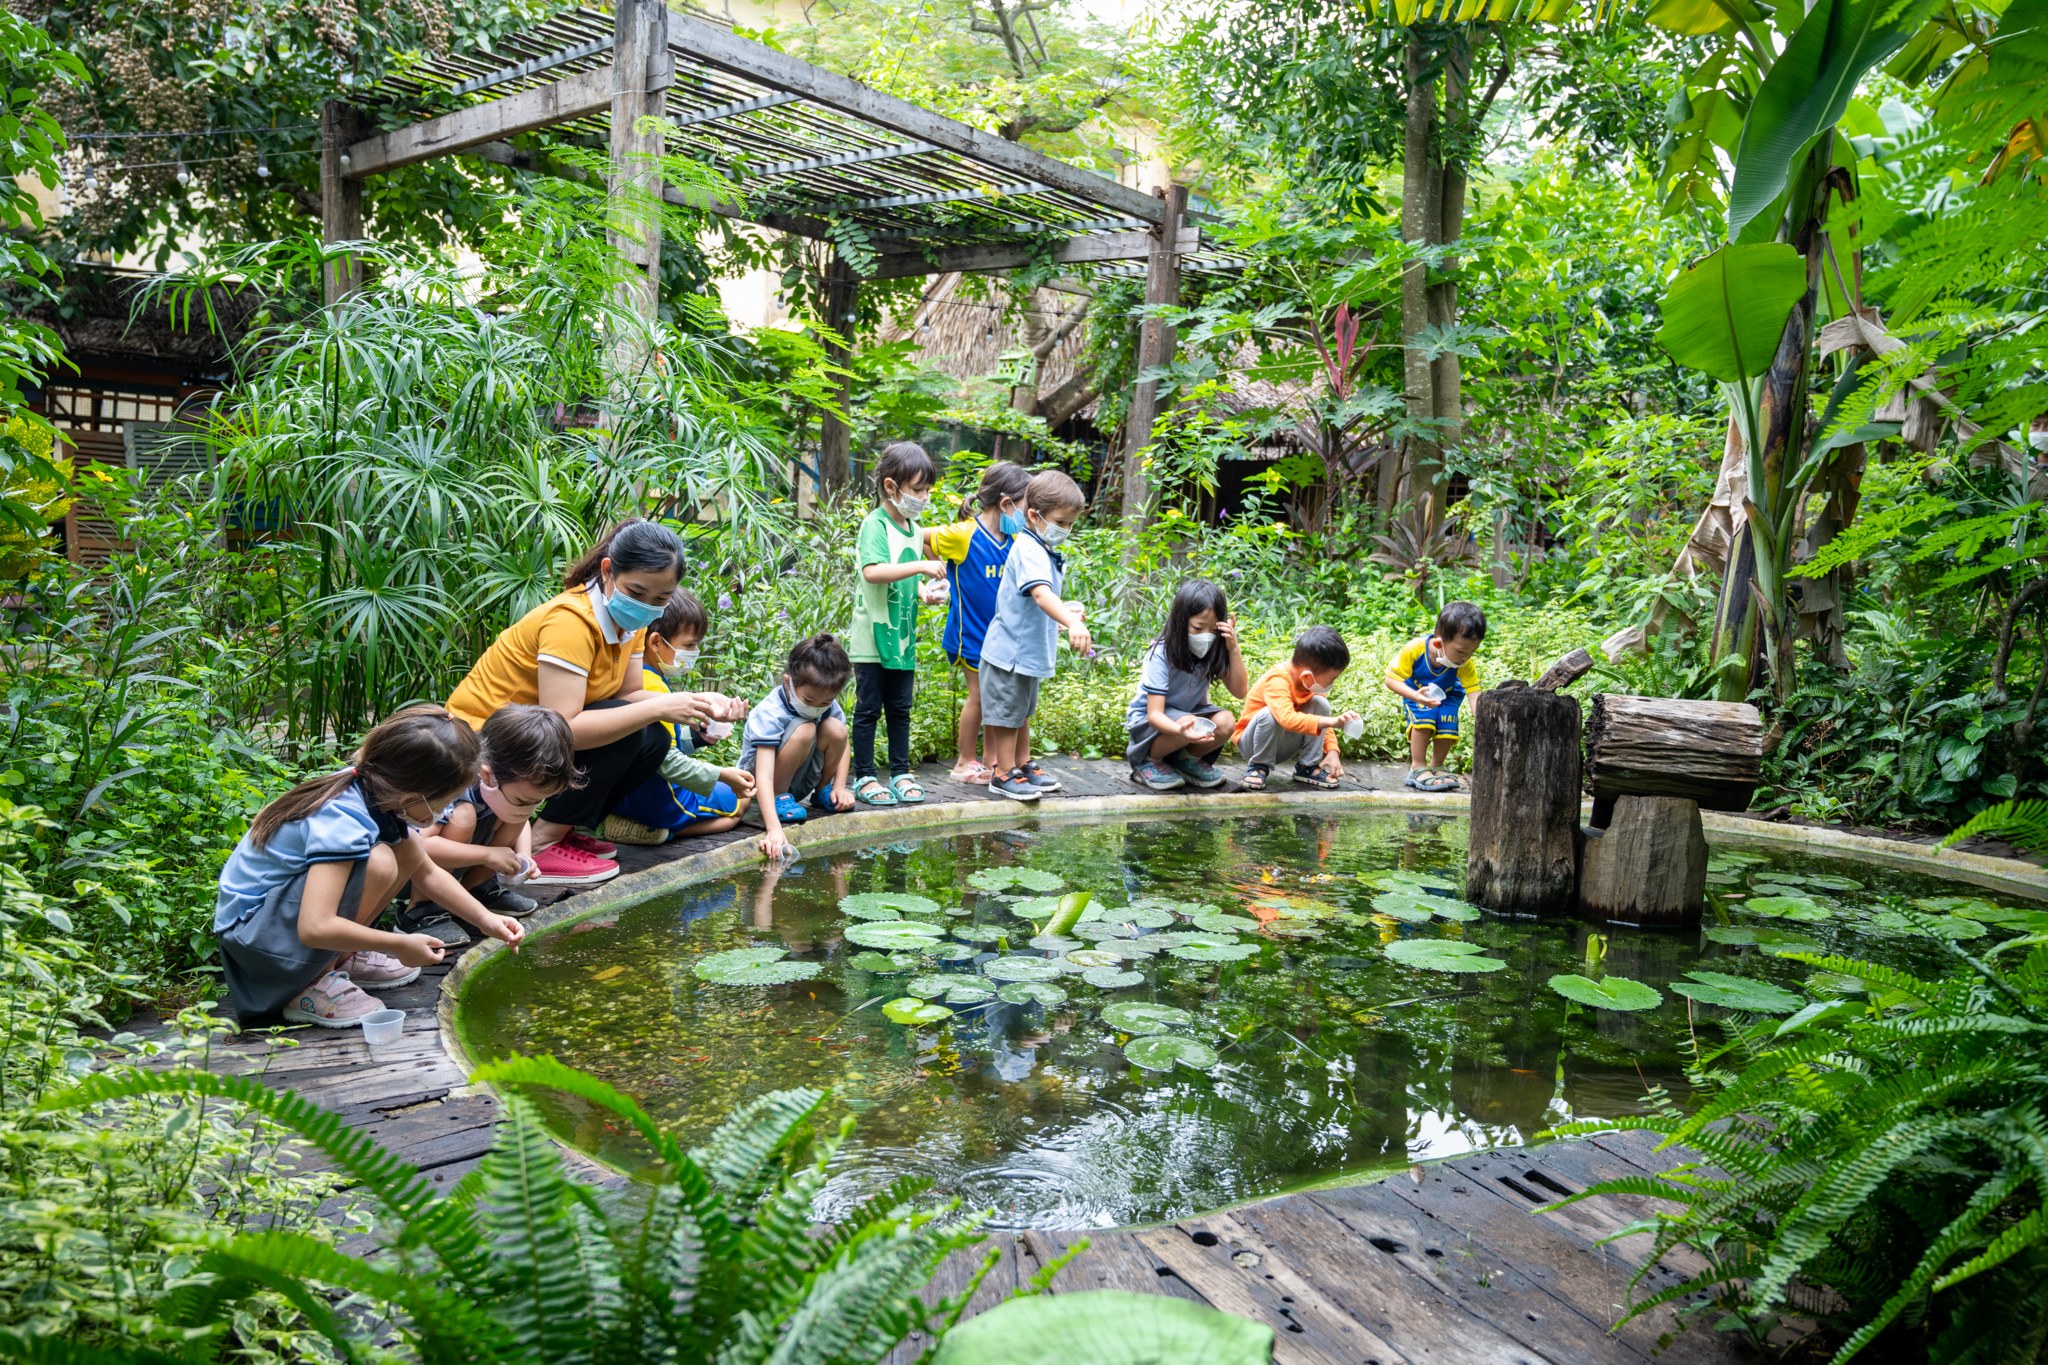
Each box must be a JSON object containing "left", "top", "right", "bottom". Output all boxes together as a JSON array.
[{"left": 600, "top": 575, "right": 664, "bottom": 633}]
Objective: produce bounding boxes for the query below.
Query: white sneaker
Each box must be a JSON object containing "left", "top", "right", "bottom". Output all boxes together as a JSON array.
[
  {"left": 281, "top": 971, "right": 384, "bottom": 1028},
  {"left": 338, "top": 950, "right": 421, "bottom": 990}
]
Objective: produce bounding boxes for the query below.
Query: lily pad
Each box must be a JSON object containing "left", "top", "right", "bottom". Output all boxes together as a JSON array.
[
  {"left": 1361, "top": 870, "right": 1458, "bottom": 892},
  {"left": 1548, "top": 974, "right": 1663, "bottom": 1012},
  {"left": 997, "top": 981, "right": 1068, "bottom": 1006},
  {"left": 1750, "top": 882, "right": 1829, "bottom": 900},
  {"left": 1670, "top": 971, "right": 1803, "bottom": 1014},
  {"left": 1189, "top": 910, "right": 1260, "bottom": 934},
  {"left": 903, "top": 974, "right": 955, "bottom": 999},
  {"left": 847, "top": 951, "right": 918, "bottom": 973},
  {"left": 1066, "top": 948, "right": 1129, "bottom": 968},
  {"left": 844, "top": 920, "right": 946, "bottom": 950},
  {"left": 1027, "top": 934, "right": 1083, "bottom": 953},
  {"left": 1701, "top": 926, "right": 1822, "bottom": 953},
  {"left": 1167, "top": 942, "right": 1261, "bottom": 963},
  {"left": 1787, "top": 873, "right": 1864, "bottom": 891},
  {"left": 839, "top": 891, "right": 943, "bottom": 921},
  {"left": 1102, "top": 1002, "right": 1195, "bottom": 1034},
  {"left": 694, "top": 946, "right": 821, "bottom": 986},
  {"left": 1127, "top": 896, "right": 1217, "bottom": 919},
  {"left": 1119, "top": 905, "right": 1177, "bottom": 929},
  {"left": 1009, "top": 896, "right": 1065, "bottom": 920},
  {"left": 951, "top": 924, "right": 1008, "bottom": 944},
  {"left": 1083, "top": 967, "right": 1145, "bottom": 989},
  {"left": 1866, "top": 909, "right": 1988, "bottom": 942},
  {"left": 1371, "top": 893, "right": 1437, "bottom": 924},
  {"left": 1124, "top": 1034, "right": 1220, "bottom": 1072},
  {"left": 1253, "top": 898, "right": 1341, "bottom": 920},
  {"left": 944, "top": 981, "right": 997, "bottom": 1005},
  {"left": 1743, "top": 895, "right": 1832, "bottom": 922},
  {"left": 969, "top": 867, "right": 1066, "bottom": 894},
  {"left": 982, "top": 956, "right": 1065, "bottom": 982},
  {"left": 927, "top": 942, "right": 978, "bottom": 962},
  {"left": 882, "top": 997, "right": 954, "bottom": 1026},
  {"left": 1382, "top": 939, "right": 1507, "bottom": 974},
  {"left": 1707, "top": 851, "right": 1769, "bottom": 870},
  {"left": 1073, "top": 920, "right": 1139, "bottom": 941}
]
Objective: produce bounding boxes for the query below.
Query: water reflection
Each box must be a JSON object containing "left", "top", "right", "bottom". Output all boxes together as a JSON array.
[{"left": 459, "top": 812, "right": 2028, "bottom": 1228}]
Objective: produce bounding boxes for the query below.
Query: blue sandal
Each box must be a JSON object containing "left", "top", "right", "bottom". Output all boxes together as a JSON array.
[
  {"left": 890, "top": 773, "right": 926, "bottom": 804},
  {"left": 774, "top": 793, "right": 810, "bottom": 823},
  {"left": 852, "top": 776, "right": 897, "bottom": 807}
]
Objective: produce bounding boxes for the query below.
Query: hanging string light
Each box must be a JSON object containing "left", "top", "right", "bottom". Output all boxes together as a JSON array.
[
  {"left": 174, "top": 144, "right": 193, "bottom": 186},
  {"left": 255, "top": 147, "right": 270, "bottom": 178}
]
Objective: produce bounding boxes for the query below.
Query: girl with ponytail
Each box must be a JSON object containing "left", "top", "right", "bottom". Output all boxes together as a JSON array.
[
  {"left": 445, "top": 518, "right": 749, "bottom": 886},
  {"left": 214, "top": 706, "right": 525, "bottom": 1026}
]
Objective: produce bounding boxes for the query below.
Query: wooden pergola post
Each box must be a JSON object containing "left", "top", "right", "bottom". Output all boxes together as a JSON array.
[
  {"left": 319, "top": 102, "right": 365, "bottom": 305},
  {"left": 608, "top": 0, "right": 670, "bottom": 326},
  {"left": 817, "top": 251, "right": 860, "bottom": 496},
  {"left": 1119, "top": 183, "right": 1189, "bottom": 529}
]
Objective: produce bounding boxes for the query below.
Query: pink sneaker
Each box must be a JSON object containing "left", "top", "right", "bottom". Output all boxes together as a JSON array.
[
  {"left": 562, "top": 831, "right": 617, "bottom": 858},
  {"left": 282, "top": 971, "right": 383, "bottom": 1028},
  {"left": 338, "top": 949, "right": 421, "bottom": 990},
  {"left": 526, "top": 842, "right": 620, "bottom": 886}
]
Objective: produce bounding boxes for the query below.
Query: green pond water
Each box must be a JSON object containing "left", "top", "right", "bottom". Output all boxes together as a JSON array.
[{"left": 457, "top": 810, "right": 2040, "bottom": 1229}]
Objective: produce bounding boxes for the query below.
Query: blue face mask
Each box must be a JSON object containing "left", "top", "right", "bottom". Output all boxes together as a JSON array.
[
  {"left": 600, "top": 582, "right": 664, "bottom": 634},
  {"left": 999, "top": 508, "right": 1026, "bottom": 535}
]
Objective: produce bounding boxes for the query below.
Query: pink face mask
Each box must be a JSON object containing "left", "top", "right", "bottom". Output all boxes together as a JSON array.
[{"left": 479, "top": 780, "right": 541, "bottom": 824}]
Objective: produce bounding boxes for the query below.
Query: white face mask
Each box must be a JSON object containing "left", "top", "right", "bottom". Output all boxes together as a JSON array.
[
  {"left": 894, "top": 490, "right": 930, "bottom": 519},
  {"left": 1188, "top": 632, "right": 1217, "bottom": 657},
  {"left": 787, "top": 686, "right": 830, "bottom": 720},
  {"left": 659, "top": 647, "right": 700, "bottom": 682},
  {"left": 1034, "top": 516, "right": 1072, "bottom": 548}
]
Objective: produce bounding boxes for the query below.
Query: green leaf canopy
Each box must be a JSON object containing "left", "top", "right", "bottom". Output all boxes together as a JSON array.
[{"left": 1655, "top": 243, "right": 1807, "bottom": 382}]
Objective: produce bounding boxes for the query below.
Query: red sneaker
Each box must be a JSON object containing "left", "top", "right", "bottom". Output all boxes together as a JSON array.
[
  {"left": 562, "top": 831, "right": 617, "bottom": 858},
  {"left": 526, "top": 842, "right": 620, "bottom": 886}
]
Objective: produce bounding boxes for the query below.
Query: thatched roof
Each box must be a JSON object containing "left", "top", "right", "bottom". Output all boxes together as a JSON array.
[
  {"left": 30, "top": 264, "right": 252, "bottom": 371},
  {"left": 879, "top": 273, "right": 1094, "bottom": 418}
]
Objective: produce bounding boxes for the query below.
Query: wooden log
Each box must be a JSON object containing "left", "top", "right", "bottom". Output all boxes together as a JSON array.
[
  {"left": 1576, "top": 795, "right": 1707, "bottom": 926},
  {"left": 319, "top": 102, "right": 366, "bottom": 305},
  {"left": 1466, "top": 683, "right": 1582, "bottom": 916},
  {"left": 1586, "top": 693, "right": 1762, "bottom": 811},
  {"left": 1535, "top": 647, "right": 1595, "bottom": 693}
]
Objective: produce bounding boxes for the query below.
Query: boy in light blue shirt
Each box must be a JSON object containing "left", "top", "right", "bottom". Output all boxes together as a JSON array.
[{"left": 977, "top": 470, "right": 1091, "bottom": 802}]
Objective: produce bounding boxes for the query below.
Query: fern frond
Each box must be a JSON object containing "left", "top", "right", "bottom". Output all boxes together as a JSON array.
[
  {"left": 40, "top": 1065, "right": 490, "bottom": 1283},
  {"left": 1941, "top": 799, "right": 2048, "bottom": 855},
  {"left": 693, "top": 1088, "right": 825, "bottom": 1206},
  {"left": 479, "top": 1093, "right": 599, "bottom": 1365},
  {"left": 471, "top": 1053, "right": 685, "bottom": 1169},
  {"left": 0, "top": 1335, "right": 188, "bottom": 1365},
  {"left": 1932, "top": 1206, "right": 2048, "bottom": 1292}
]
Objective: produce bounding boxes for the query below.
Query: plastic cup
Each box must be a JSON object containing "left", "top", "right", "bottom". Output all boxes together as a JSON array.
[
  {"left": 1342, "top": 716, "right": 1364, "bottom": 740},
  {"left": 701, "top": 718, "right": 734, "bottom": 741},
  {"left": 1419, "top": 685, "right": 1446, "bottom": 705},
  {"left": 1185, "top": 717, "right": 1217, "bottom": 740},
  {"left": 360, "top": 1009, "right": 404, "bottom": 1046},
  {"left": 505, "top": 855, "right": 537, "bottom": 886}
]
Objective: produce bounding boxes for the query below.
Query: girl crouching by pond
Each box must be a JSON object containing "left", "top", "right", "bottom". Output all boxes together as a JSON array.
[{"left": 213, "top": 705, "right": 526, "bottom": 1027}]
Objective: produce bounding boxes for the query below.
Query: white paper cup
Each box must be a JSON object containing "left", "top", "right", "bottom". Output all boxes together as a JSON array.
[{"left": 361, "top": 1009, "right": 404, "bottom": 1046}]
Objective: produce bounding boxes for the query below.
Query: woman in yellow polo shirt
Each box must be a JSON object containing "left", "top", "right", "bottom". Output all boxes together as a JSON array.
[{"left": 448, "top": 519, "right": 743, "bottom": 886}]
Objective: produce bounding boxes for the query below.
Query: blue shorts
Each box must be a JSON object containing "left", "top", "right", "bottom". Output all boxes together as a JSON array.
[
  {"left": 613, "top": 777, "right": 742, "bottom": 832},
  {"left": 1403, "top": 696, "right": 1463, "bottom": 737},
  {"left": 946, "top": 646, "right": 981, "bottom": 672}
]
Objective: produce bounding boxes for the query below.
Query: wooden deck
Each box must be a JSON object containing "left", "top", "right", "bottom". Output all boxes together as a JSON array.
[{"left": 188, "top": 758, "right": 1762, "bottom": 1362}]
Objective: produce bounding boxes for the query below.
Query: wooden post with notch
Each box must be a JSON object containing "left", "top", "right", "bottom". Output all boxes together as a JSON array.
[
  {"left": 320, "top": 102, "right": 366, "bottom": 305},
  {"left": 609, "top": 0, "right": 670, "bottom": 327},
  {"left": 1465, "top": 681, "right": 1583, "bottom": 916},
  {"left": 1120, "top": 182, "right": 1188, "bottom": 531}
]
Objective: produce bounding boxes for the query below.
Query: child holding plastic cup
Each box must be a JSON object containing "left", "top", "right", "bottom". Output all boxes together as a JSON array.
[
  {"left": 1125, "top": 578, "right": 1248, "bottom": 791},
  {"left": 1383, "top": 600, "right": 1486, "bottom": 792},
  {"left": 602, "top": 588, "right": 758, "bottom": 844}
]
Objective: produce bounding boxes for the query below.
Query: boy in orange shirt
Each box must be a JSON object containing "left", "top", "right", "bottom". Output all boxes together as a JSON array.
[{"left": 1231, "top": 626, "right": 1360, "bottom": 790}]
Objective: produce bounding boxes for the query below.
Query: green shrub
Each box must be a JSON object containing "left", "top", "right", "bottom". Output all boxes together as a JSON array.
[{"left": 0, "top": 806, "right": 347, "bottom": 1359}]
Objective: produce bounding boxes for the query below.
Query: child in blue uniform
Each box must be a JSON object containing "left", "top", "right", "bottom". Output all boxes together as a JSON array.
[
  {"left": 603, "top": 589, "right": 757, "bottom": 843},
  {"left": 928, "top": 461, "right": 1031, "bottom": 784},
  {"left": 1383, "top": 600, "right": 1486, "bottom": 792}
]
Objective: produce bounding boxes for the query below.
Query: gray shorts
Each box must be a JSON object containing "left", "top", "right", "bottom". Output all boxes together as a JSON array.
[
  {"left": 218, "top": 858, "right": 367, "bottom": 1020},
  {"left": 980, "top": 663, "right": 1042, "bottom": 729},
  {"left": 1234, "top": 699, "right": 1331, "bottom": 769},
  {"left": 785, "top": 745, "right": 826, "bottom": 802},
  {"left": 1126, "top": 703, "right": 1227, "bottom": 767}
]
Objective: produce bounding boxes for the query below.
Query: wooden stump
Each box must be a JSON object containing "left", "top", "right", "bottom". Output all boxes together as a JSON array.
[
  {"left": 1465, "top": 683, "right": 1582, "bottom": 916},
  {"left": 1577, "top": 795, "right": 1707, "bottom": 926},
  {"left": 1587, "top": 694, "right": 1762, "bottom": 811}
]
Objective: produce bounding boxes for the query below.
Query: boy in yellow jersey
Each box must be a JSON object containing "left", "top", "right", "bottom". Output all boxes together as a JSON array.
[{"left": 1383, "top": 601, "right": 1485, "bottom": 792}]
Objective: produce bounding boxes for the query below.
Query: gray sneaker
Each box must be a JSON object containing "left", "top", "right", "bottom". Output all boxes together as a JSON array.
[
  {"left": 988, "top": 768, "right": 1042, "bottom": 802},
  {"left": 1019, "top": 760, "right": 1062, "bottom": 791},
  {"left": 1166, "top": 749, "right": 1225, "bottom": 789},
  {"left": 396, "top": 902, "right": 470, "bottom": 945},
  {"left": 1129, "top": 759, "right": 1185, "bottom": 791},
  {"left": 474, "top": 877, "right": 539, "bottom": 918}
]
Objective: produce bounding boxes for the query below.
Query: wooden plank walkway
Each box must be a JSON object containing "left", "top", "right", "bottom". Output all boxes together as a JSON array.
[{"left": 183, "top": 758, "right": 1759, "bottom": 1362}]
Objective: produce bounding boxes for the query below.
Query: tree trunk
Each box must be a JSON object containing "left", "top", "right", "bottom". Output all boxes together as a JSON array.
[
  {"left": 1120, "top": 183, "right": 1188, "bottom": 538},
  {"left": 1577, "top": 795, "right": 1707, "bottom": 926},
  {"left": 1586, "top": 694, "right": 1763, "bottom": 812},
  {"left": 1465, "top": 683, "right": 1583, "bottom": 917},
  {"left": 817, "top": 252, "right": 858, "bottom": 496}
]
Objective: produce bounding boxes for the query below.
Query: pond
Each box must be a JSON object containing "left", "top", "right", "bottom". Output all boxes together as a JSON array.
[{"left": 456, "top": 809, "right": 2040, "bottom": 1229}]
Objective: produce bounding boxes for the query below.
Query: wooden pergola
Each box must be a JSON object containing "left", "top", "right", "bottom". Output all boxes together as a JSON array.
[{"left": 323, "top": 0, "right": 1237, "bottom": 503}]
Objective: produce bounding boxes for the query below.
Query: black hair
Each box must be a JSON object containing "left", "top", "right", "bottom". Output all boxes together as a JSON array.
[
  {"left": 1159, "top": 578, "right": 1232, "bottom": 683},
  {"left": 975, "top": 461, "right": 1031, "bottom": 511},
  {"left": 563, "top": 518, "right": 685, "bottom": 588},
  {"left": 786, "top": 632, "right": 853, "bottom": 693},
  {"left": 1437, "top": 600, "right": 1487, "bottom": 643},
  {"left": 250, "top": 705, "right": 478, "bottom": 849},
  {"left": 479, "top": 703, "right": 584, "bottom": 795},
  {"left": 1291, "top": 625, "right": 1350, "bottom": 673},
  {"left": 652, "top": 587, "right": 708, "bottom": 642},
  {"left": 874, "top": 442, "right": 937, "bottom": 501}
]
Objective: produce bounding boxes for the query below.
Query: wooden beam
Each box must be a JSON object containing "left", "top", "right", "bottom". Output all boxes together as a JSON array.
[
  {"left": 667, "top": 10, "right": 1164, "bottom": 226},
  {"left": 817, "top": 253, "right": 858, "bottom": 496},
  {"left": 610, "top": 0, "right": 670, "bottom": 326},
  {"left": 343, "top": 65, "right": 616, "bottom": 180},
  {"left": 869, "top": 228, "right": 1196, "bottom": 281},
  {"left": 1120, "top": 184, "right": 1189, "bottom": 533},
  {"left": 320, "top": 102, "right": 366, "bottom": 305}
]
